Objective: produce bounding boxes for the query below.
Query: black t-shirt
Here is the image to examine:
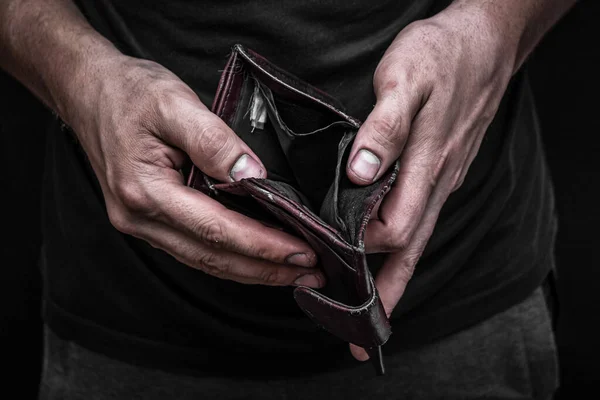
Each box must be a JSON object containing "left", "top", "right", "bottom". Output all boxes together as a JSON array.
[{"left": 42, "top": 0, "right": 557, "bottom": 376}]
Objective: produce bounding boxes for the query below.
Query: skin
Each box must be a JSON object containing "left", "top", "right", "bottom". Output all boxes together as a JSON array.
[
  {"left": 0, "top": 0, "right": 323, "bottom": 288},
  {"left": 0, "top": 0, "right": 575, "bottom": 362},
  {"left": 346, "top": 0, "right": 576, "bottom": 360}
]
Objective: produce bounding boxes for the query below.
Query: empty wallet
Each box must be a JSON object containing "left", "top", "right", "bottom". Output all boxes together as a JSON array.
[{"left": 186, "top": 44, "right": 399, "bottom": 375}]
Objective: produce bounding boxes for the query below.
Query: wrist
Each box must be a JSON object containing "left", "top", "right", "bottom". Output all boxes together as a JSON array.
[
  {"left": 431, "top": 2, "right": 521, "bottom": 75},
  {"left": 55, "top": 46, "right": 127, "bottom": 130},
  {"left": 440, "top": 0, "right": 576, "bottom": 75},
  {"left": 0, "top": 0, "right": 125, "bottom": 126}
]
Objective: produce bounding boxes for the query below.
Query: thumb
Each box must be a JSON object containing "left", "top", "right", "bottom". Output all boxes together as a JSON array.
[
  {"left": 347, "top": 80, "right": 421, "bottom": 186},
  {"left": 157, "top": 96, "right": 265, "bottom": 182}
]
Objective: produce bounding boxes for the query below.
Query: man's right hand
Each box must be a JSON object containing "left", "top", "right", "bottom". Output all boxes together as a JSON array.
[
  {"left": 61, "top": 55, "right": 324, "bottom": 288},
  {"left": 1, "top": 0, "right": 323, "bottom": 287}
]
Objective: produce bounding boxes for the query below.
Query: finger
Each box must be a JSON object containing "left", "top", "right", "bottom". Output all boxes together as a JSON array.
[
  {"left": 154, "top": 95, "right": 266, "bottom": 182},
  {"left": 373, "top": 190, "right": 443, "bottom": 315},
  {"left": 364, "top": 159, "right": 436, "bottom": 254},
  {"left": 346, "top": 77, "right": 422, "bottom": 185},
  {"left": 350, "top": 183, "right": 448, "bottom": 361},
  {"left": 128, "top": 174, "right": 317, "bottom": 267},
  {"left": 135, "top": 220, "right": 325, "bottom": 288},
  {"left": 349, "top": 246, "right": 426, "bottom": 362},
  {"left": 349, "top": 343, "right": 370, "bottom": 362},
  {"left": 375, "top": 168, "right": 453, "bottom": 309}
]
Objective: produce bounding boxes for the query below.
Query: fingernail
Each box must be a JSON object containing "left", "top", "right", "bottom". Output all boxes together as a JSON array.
[
  {"left": 294, "top": 274, "right": 323, "bottom": 288},
  {"left": 350, "top": 149, "right": 381, "bottom": 182},
  {"left": 230, "top": 154, "right": 264, "bottom": 181},
  {"left": 286, "top": 253, "right": 314, "bottom": 267}
]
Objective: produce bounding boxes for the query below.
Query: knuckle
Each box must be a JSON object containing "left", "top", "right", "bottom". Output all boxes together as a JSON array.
[
  {"left": 113, "top": 181, "right": 153, "bottom": 214},
  {"left": 369, "top": 117, "right": 404, "bottom": 149},
  {"left": 430, "top": 152, "right": 448, "bottom": 188},
  {"left": 385, "top": 229, "right": 411, "bottom": 253},
  {"left": 379, "top": 78, "right": 401, "bottom": 95},
  {"left": 195, "top": 250, "right": 226, "bottom": 276},
  {"left": 375, "top": 65, "right": 416, "bottom": 97},
  {"left": 428, "top": 147, "right": 461, "bottom": 191},
  {"left": 151, "top": 87, "right": 192, "bottom": 126},
  {"left": 448, "top": 162, "right": 467, "bottom": 193},
  {"left": 192, "top": 123, "right": 236, "bottom": 165},
  {"left": 258, "top": 268, "right": 284, "bottom": 286},
  {"left": 140, "top": 77, "right": 197, "bottom": 133},
  {"left": 451, "top": 174, "right": 466, "bottom": 193},
  {"left": 107, "top": 207, "right": 136, "bottom": 235},
  {"left": 395, "top": 258, "right": 417, "bottom": 286},
  {"left": 248, "top": 243, "right": 274, "bottom": 262},
  {"left": 195, "top": 217, "right": 227, "bottom": 247},
  {"left": 447, "top": 157, "right": 466, "bottom": 191},
  {"left": 149, "top": 87, "right": 176, "bottom": 124}
]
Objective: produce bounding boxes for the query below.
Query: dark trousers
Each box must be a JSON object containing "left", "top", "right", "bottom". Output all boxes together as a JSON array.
[{"left": 39, "top": 287, "right": 558, "bottom": 400}]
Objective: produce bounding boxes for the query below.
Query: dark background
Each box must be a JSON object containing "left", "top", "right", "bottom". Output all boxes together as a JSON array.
[
  {"left": 528, "top": 0, "right": 600, "bottom": 396},
  {"left": 1, "top": 1, "right": 597, "bottom": 397}
]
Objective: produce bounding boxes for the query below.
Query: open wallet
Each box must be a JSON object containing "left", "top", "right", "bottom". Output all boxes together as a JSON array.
[{"left": 186, "top": 44, "right": 399, "bottom": 375}]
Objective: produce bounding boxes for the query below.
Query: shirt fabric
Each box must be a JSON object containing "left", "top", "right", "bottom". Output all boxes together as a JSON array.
[
  {"left": 41, "top": 0, "right": 557, "bottom": 376},
  {"left": 39, "top": 288, "right": 558, "bottom": 398}
]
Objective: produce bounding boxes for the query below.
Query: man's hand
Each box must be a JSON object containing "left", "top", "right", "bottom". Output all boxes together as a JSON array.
[
  {"left": 346, "top": 0, "right": 575, "bottom": 360},
  {"left": 0, "top": 0, "right": 323, "bottom": 289},
  {"left": 71, "top": 56, "right": 324, "bottom": 287}
]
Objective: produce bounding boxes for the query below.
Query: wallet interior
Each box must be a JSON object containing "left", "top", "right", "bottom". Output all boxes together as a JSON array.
[{"left": 216, "top": 71, "right": 385, "bottom": 248}]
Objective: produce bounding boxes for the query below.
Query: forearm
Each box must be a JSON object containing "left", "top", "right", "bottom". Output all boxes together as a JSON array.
[
  {"left": 0, "top": 0, "right": 122, "bottom": 124},
  {"left": 446, "top": 0, "right": 577, "bottom": 73}
]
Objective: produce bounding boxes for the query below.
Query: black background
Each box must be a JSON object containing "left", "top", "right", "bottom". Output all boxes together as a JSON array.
[
  {"left": 528, "top": 0, "right": 600, "bottom": 396},
  {"left": 1, "top": 1, "right": 598, "bottom": 397}
]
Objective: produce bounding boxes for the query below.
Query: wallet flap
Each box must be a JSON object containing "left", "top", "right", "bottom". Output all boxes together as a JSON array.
[{"left": 293, "top": 275, "right": 391, "bottom": 348}]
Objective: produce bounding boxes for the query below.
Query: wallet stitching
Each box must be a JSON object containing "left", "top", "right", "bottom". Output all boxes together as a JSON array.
[
  {"left": 220, "top": 66, "right": 237, "bottom": 124},
  {"left": 295, "top": 281, "right": 379, "bottom": 314},
  {"left": 357, "top": 164, "right": 400, "bottom": 248}
]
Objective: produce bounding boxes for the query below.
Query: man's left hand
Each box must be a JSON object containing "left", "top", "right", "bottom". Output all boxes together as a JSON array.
[{"left": 345, "top": 4, "right": 516, "bottom": 360}]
